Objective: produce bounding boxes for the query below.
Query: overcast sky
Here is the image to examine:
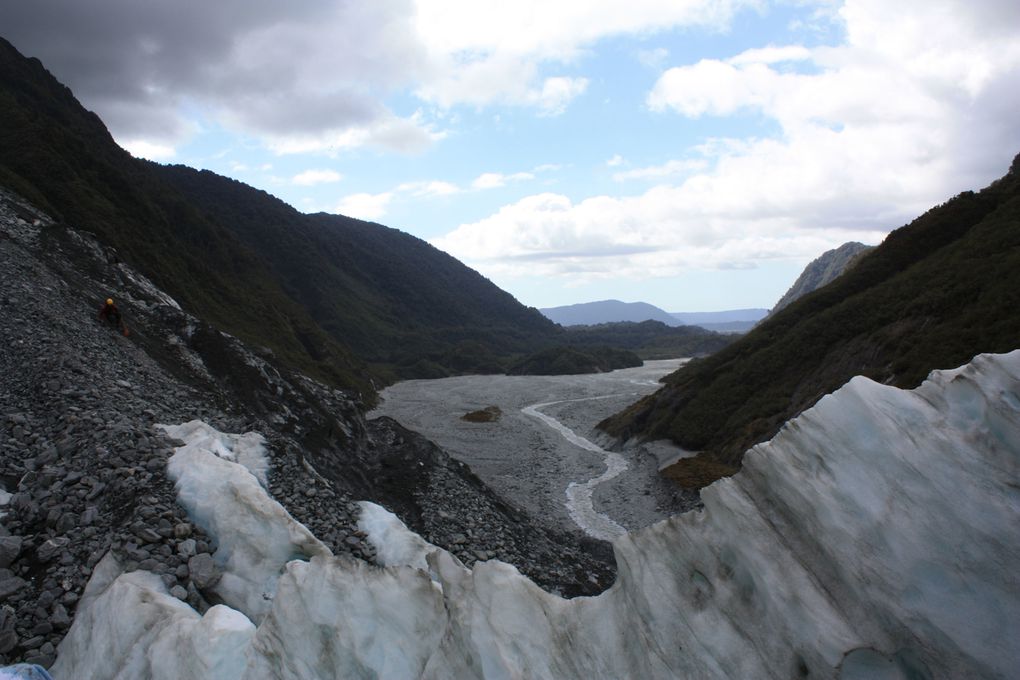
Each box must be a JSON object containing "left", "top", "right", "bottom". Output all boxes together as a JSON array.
[{"left": 3, "top": 0, "right": 1019, "bottom": 311}]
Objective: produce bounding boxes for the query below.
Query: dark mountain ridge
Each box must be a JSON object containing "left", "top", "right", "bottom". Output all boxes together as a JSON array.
[
  {"left": 601, "top": 153, "right": 1020, "bottom": 488},
  {"left": 0, "top": 36, "right": 563, "bottom": 390},
  {"left": 0, "top": 37, "right": 374, "bottom": 394},
  {"left": 154, "top": 166, "right": 558, "bottom": 379}
]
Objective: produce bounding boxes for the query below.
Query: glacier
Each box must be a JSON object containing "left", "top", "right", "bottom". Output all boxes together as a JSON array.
[{"left": 51, "top": 352, "right": 1020, "bottom": 679}]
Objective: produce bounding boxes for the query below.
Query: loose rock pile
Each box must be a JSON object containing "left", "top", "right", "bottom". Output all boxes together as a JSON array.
[{"left": 0, "top": 188, "right": 617, "bottom": 668}]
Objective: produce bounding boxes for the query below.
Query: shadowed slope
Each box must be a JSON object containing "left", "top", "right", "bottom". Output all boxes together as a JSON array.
[{"left": 601, "top": 153, "right": 1020, "bottom": 487}]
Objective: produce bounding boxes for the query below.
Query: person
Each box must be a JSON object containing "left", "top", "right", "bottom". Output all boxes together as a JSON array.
[{"left": 98, "top": 297, "right": 128, "bottom": 335}]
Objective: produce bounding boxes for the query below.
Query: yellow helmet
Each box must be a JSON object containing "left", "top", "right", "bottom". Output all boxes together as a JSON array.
[{"left": 106, "top": 298, "right": 114, "bottom": 306}]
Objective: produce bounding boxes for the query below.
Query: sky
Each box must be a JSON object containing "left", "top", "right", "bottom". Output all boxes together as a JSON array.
[{"left": 3, "top": 1, "right": 1019, "bottom": 312}]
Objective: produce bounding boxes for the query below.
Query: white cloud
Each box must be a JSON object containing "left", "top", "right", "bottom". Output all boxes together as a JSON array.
[
  {"left": 471, "top": 171, "right": 536, "bottom": 190},
  {"left": 435, "top": 0, "right": 1020, "bottom": 285},
  {"left": 412, "top": 0, "right": 753, "bottom": 112},
  {"left": 637, "top": 47, "right": 670, "bottom": 69},
  {"left": 120, "top": 139, "right": 176, "bottom": 161},
  {"left": 264, "top": 113, "right": 445, "bottom": 156},
  {"left": 3, "top": 0, "right": 758, "bottom": 151},
  {"left": 292, "top": 169, "right": 344, "bottom": 186},
  {"left": 432, "top": 177, "right": 890, "bottom": 283},
  {"left": 606, "top": 154, "right": 625, "bottom": 167},
  {"left": 336, "top": 177, "right": 461, "bottom": 220},
  {"left": 414, "top": 0, "right": 749, "bottom": 56},
  {"left": 397, "top": 180, "right": 461, "bottom": 197},
  {"left": 336, "top": 192, "right": 394, "bottom": 221},
  {"left": 613, "top": 158, "right": 707, "bottom": 181},
  {"left": 529, "top": 77, "right": 590, "bottom": 116}
]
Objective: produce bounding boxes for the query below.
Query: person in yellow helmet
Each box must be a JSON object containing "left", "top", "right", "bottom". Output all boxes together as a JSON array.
[{"left": 98, "top": 297, "right": 128, "bottom": 335}]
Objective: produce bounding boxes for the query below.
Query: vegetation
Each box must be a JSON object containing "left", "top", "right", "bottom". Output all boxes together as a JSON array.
[
  {"left": 601, "top": 153, "right": 1020, "bottom": 488},
  {"left": 507, "top": 346, "right": 642, "bottom": 376},
  {"left": 0, "top": 39, "right": 376, "bottom": 397},
  {"left": 563, "top": 320, "right": 734, "bottom": 359},
  {"left": 461, "top": 406, "right": 502, "bottom": 423},
  {"left": 0, "top": 37, "right": 737, "bottom": 397}
]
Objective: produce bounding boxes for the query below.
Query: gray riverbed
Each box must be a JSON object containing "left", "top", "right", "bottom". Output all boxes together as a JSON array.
[{"left": 369, "top": 360, "right": 698, "bottom": 539}]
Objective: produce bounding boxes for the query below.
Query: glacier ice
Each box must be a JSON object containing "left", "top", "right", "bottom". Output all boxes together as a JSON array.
[
  {"left": 53, "top": 352, "right": 1020, "bottom": 679},
  {"left": 159, "top": 420, "right": 330, "bottom": 621},
  {"left": 159, "top": 420, "right": 270, "bottom": 487}
]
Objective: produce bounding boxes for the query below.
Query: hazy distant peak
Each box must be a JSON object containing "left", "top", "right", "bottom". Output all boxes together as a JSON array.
[{"left": 540, "top": 300, "right": 678, "bottom": 327}]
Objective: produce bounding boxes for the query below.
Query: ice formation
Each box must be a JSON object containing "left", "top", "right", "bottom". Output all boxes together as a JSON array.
[{"left": 53, "top": 352, "right": 1020, "bottom": 679}]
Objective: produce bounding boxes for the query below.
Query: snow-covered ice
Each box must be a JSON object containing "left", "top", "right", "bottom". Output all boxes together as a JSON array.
[
  {"left": 158, "top": 420, "right": 330, "bottom": 620},
  {"left": 51, "top": 553, "right": 254, "bottom": 680},
  {"left": 54, "top": 352, "right": 1020, "bottom": 679},
  {"left": 159, "top": 420, "right": 270, "bottom": 487}
]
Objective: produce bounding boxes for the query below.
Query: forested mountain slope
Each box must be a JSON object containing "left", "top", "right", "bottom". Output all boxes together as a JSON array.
[
  {"left": 155, "top": 166, "right": 558, "bottom": 379},
  {"left": 602, "top": 153, "right": 1020, "bottom": 487},
  {"left": 0, "top": 37, "right": 573, "bottom": 386}
]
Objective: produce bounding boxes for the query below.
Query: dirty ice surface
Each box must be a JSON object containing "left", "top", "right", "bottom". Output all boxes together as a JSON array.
[
  {"left": 51, "top": 352, "right": 1020, "bottom": 679},
  {"left": 370, "top": 360, "right": 692, "bottom": 537}
]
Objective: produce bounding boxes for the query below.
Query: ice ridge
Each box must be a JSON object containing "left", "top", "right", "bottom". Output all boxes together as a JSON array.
[{"left": 51, "top": 352, "right": 1020, "bottom": 679}]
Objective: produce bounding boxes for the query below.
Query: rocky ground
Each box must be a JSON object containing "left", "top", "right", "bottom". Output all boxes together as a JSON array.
[
  {"left": 0, "top": 188, "right": 615, "bottom": 669},
  {"left": 371, "top": 366, "right": 702, "bottom": 539}
]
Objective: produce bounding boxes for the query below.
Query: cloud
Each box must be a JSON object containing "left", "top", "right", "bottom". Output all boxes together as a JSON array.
[
  {"left": 613, "top": 158, "right": 707, "bottom": 181},
  {"left": 336, "top": 192, "right": 394, "bottom": 221},
  {"left": 637, "top": 47, "right": 670, "bottom": 69},
  {"left": 0, "top": 0, "right": 758, "bottom": 154},
  {"left": 471, "top": 172, "right": 536, "bottom": 190},
  {"left": 292, "top": 169, "right": 343, "bottom": 186},
  {"left": 0, "top": 1, "right": 432, "bottom": 154},
  {"left": 431, "top": 181, "right": 889, "bottom": 283},
  {"left": 606, "top": 154, "right": 625, "bottom": 167},
  {"left": 529, "top": 77, "right": 590, "bottom": 116},
  {"left": 396, "top": 180, "right": 461, "bottom": 197},
  {"left": 435, "top": 0, "right": 1020, "bottom": 284},
  {"left": 120, "top": 139, "right": 176, "bottom": 161},
  {"left": 336, "top": 177, "right": 460, "bottom": 220}
]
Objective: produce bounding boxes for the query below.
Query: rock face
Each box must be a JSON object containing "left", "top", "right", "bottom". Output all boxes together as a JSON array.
[
  {"left": 0, "top": 187, "right": 614, "bottom": 668},
  {"left": 51, "top": 352, "right": 1020, "bottom": 679},
  {"left": 769, "top": 241, "right": 873, "bottom": 316}
]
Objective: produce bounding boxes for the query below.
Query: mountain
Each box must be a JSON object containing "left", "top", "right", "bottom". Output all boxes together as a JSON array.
[
  {"left": 540, "top": 300, "right": 679, "bottom": 327},
  {"left": 52, "top": 351, "right": 1020, "bottom": 679},
  {"left": 768, "top": 241, "right": 873, "bottom": 316},
  {"left": 153, "top": 165, "right": 558, "bottom": 380},
  {"left": 668, "top": 308, "right": 768, "bottom": 333},
  {"left": 560, "top": 320, "right": 733, "bottom": 359},
  {"left": 0, "top": 37, "right": 558, "bottom": 387},
  {"left": 601, "top": 153, "right": 1020, "bottom": 488},
  {"left": 0, "top": 183, "right": 615, "bottom": 668}
]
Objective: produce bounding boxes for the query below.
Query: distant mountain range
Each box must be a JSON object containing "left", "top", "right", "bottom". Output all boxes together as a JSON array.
[
  {"left": 540, "top": 300, "right": 678, "bottom": 327},
  {"left": 668, "top": 309, "right": 767, "bottom": 333},
  {"left": 540, "top": 300, "right": 767, "bottom": 333},
  {"left": 601, "top": 152, "right": 1020, "bottom": 488}
]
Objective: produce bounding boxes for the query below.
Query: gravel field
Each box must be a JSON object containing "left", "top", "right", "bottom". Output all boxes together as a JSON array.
[{"left": 370, "top": 361, "right": 702, "bottom": 538}]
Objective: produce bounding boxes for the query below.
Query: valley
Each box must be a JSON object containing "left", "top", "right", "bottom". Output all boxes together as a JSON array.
[{"left": 371, "top": 361, "right": 698, "bottom": 539}]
